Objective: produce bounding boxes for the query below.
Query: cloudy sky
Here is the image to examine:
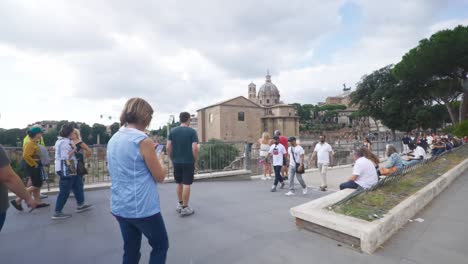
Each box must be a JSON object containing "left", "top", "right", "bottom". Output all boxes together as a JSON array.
[{"left": 0, "top": 0, "right": 467, "bottom": 130}]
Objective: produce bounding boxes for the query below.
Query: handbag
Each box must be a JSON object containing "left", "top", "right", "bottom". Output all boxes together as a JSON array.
[
  {"left": 291, "top": 147, "right": 305, "bottom": 174},
  {"left": 76, "top": 159, "right": 88, "bottom": 175},
  {"left": 58, "top": 140, "right": 77, "bottom": 177}
]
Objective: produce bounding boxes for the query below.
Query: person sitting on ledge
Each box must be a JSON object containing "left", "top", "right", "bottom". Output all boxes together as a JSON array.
[
  {"left": 339, "top": 147, "right": 378, "bottom": 190},
  {"left": 403, "top": 143, "right": 425, "bottom": 167},
  {"left": 431, "top": 137, "right": 446, "bottom": 156},
  {"left": 379, "top": 144, "right": 403, "bottom": 176}
]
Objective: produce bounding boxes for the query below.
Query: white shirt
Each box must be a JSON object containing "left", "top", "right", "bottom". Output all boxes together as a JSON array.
[
  {"left": 288, "top": 145, "right": 305, "bottom": 166},
  {"left": 426, "top": 136, "right": 433, "bottom": 145},
  {"left": 314, "top": 142, "right": 332, "bottom": 164},
  {"left": 353, "top": 157, "right": 378, "bottom": 189},
  {"left": 269, "top": 144, "right": 287, "bottom": 166},
  {"left": 413, "top": 146, "right": 426, "bottom": 160}
]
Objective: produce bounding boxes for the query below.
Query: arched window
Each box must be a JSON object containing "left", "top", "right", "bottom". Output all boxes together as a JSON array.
[
  {"left": 267, "top": 99, "right": 270, "bottom": 104},
  {"left": 209, "top": 113, "right": 213, "bottom": 123},
  {"left": 260, "top": 100, "right": 262, "bottom": 104}
]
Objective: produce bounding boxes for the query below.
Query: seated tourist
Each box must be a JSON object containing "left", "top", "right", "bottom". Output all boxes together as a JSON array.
[
  {"left": 431, "top": 137, "right": 446, "bottom": 156},
  {"left": 379, "top": 144, "right": 403, "bottom": 176},
  {"left": 443, "top": 138, "right": 453, "bottom": 151},
  {"left": 339, "top": 148, "right": 378, "bottom": 190},
  {"left": 362, "top": 148, "right": 380, "bottom": 176},
  {"left": 403, "top": 143, "right": 425, "bottom": 166}
]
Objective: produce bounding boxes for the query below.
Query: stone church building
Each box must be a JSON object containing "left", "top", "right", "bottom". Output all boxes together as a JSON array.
[{"left": 197, "top": 73, "right": 299, "bottom": 143}]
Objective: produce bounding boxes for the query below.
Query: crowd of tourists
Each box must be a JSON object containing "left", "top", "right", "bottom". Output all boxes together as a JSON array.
[{"left": 1, "top": 96, "right": 467, "bottom": 263}]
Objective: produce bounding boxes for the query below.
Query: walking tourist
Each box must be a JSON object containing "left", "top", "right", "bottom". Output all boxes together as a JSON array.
[
  {"left": 363, "top": 137, "right": 372, "bottom": 151},
  {"left": 22, "top": 128, "right": 48, "bottom": 200},
  {"left": 274, "top": 130, "right": 289, "bottom": 179},
  {"left": 379, "top": 144, "right": 403, "bottom": 176},
  {"left": 11, "top": 127, "right": 49, "bottom": 211},
  {"left": 258, "top": 132, "right": 272, "bottom": 180},
  {"left": 108, "top": 97, "right": 169, "bottom": 263},
  {"left": 167, "top": 112, "right": 198, "bottom": 217},
  {"left": 0, "top": 144, "right": 39, "bottom": 232},
  {"left": 52, "top": 124, "right": 93, "bottom": 220},
  {"left": 339, "top": 147, "right": 378, "bottom": 190},
  {"left": 402, "top": 134, "right": 411, "bottom": 154},
  {"left": 403, "top": 143, "right": 426, "bottom": 166},
  {"left": 284, "top": 137, "right": 307, "bottom": 196},
  {"left": 268, "top": 136, "right": 287, "bottom": 192},
  {"left": 312, "top": 135, "right": 334, "bottom": 191}
]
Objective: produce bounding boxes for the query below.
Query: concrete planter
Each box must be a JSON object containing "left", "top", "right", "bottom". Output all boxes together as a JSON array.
[{"left": 290, "top": 157, "right": 468, "bottom": 254}]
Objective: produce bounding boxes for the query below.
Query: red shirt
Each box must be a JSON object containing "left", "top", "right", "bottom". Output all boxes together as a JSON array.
[{"left": 279, "top": 136, "right": 288, "bottom": 153}]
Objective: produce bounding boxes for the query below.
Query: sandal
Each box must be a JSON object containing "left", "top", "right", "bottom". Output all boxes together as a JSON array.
[
  {"left": 36, "top": 203, "right": 50, "bottom": 208},
  {"left": 10, "top": 200, "right": 23, "bottom": 211}
]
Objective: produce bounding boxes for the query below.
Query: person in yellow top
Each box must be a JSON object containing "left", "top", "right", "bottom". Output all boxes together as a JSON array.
[
  {"left": 23, "top": 132, "right": 45, "bottom": 147},
  {"left": 11, "top": 127, "right": 49, "bottom": 211}
]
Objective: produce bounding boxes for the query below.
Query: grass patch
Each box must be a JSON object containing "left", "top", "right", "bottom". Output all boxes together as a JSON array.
[{"left": 332, "top": 145, "right": 468, "bottom": 221}]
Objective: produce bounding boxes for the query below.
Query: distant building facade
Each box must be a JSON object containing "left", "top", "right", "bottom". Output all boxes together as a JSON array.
[
  {"left": 28, "top": 120, "right": 59, "bottom": 133},
  {"left": 197, "top": 73, "right": 299, "bottom": 143}
]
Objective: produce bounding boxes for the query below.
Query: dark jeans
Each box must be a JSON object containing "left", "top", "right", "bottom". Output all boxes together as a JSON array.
[
  {"left": 432, "top": 148, "right": 445, "bottom": 156},
  {"left": 115, "top": 212, "right": 169, "bottom": 264},
  {"left": 55, "top": 172, "right": 85, "bottom": 213},
  {"left": 339, "top": 180, "right": 359, "bottom": 190},
  {"left": 273, "top": 166, "right": 283, "bottom": 186},
  {"left": 0, "top": 211, "right": 6, "bottom": 232}
]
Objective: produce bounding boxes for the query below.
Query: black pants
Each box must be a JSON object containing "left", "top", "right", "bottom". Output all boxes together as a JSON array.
[{"left": 273, "top": 166, "right": 283, "bottom": 186}]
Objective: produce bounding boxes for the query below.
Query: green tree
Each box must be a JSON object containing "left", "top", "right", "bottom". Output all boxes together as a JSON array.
[
  {"left": 91, "top": 123, "right": 109, "bottom": 144},
  {"left": 79, "top": 123, "right": 93, "bottom": 145},
  {"left": 0, "top": 128, "right": 26, "bottom": 147},
  {"left": 351, "top": 65, "right": 425, "bottom": 137},
  {"left": 393, "top": 25, "right": 468, "bottom": 124},
  {"left": 197, "top": 139, "right": 239, "bottom": 171},
  {"left": 110, "top": 122, "right": 120, "bottom": 136}
]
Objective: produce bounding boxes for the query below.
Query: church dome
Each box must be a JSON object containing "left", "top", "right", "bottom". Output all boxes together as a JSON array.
[{"left": 258, "top": 73, "right": 279, "bottom": 97}]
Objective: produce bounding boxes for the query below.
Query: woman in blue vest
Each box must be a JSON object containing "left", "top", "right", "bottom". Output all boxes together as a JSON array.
[{"left": 107, "top": 97, "right": 168, "bottom": 264}]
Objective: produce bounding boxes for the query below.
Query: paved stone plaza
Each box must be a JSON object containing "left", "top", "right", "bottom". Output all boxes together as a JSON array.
[{"left": 1, "top": 169, "right": 468, "bottom": 264}]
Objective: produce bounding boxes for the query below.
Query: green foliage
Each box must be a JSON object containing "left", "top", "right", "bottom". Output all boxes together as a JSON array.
[
  {"left": 351, "top": 65, "right": 425, "bottom": 132},
  {"left": 319, "top": 104, "right": 346, "bottom": 112},
  {"left": 197, "top": 139, "right": 239, "bottom": 171},
  {"left": 92, "top": 123, "right": 110, "bottom": 144},
  {"left": 110, "top": 122, "right": 120, "bottom": 136},
  {"left": 452, "top": 120, "right": 468, "bottom": 137},
  {"left": 393, "top": 25, "right": 468, "bottom": 124},
  {"left": 79, "top": 123, "right": 93, "bottom": 145},
  {"left": 0, "top": 128, "right": 26, "bottom": 147}
]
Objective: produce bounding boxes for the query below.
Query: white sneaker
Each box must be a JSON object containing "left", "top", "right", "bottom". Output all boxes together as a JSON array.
[
  {"left": 261, "top": 176, "right": 267, "bottom": 180},
  {"left": 285, "top": 191, "right": 295, "bottom": 196},
  {"left": 176, "top": 203, "right": 183, "bottom": 214},
  {"left": 302, "top": 187, "right": 308, "bottom": 195},
  {"left": 180, "top": 206, "right": 195, "bottom": 217},
  {"left": 266, "top": 176, "right": 272, "bottom": 180}
]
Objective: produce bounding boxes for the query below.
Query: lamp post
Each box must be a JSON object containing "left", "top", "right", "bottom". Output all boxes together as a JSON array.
[{"left": 97, "top": 114, "right": 114, "bottom": 145}]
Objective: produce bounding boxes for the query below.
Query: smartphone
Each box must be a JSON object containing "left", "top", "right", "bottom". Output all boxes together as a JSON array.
[{"left": 155, "top": 144, "right": 166, "bottom": 154}]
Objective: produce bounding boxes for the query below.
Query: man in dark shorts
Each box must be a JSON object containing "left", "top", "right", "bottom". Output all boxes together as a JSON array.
[
  {"left": 0, "top": 145, "right": 38, "bottom": 232},
  {"left": 167, "top": 112, "right": 199, "bottom": 217}
]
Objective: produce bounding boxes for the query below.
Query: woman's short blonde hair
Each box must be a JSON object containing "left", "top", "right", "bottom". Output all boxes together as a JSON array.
[
  {"left": 74, "top": 128, "right": 82, "bottom": 141},
  {"left": 120, "top": 98, "right": 154, "bottom": 128},
  {"left": 262, "top": 132, "right": 270, "bottom": 141}
]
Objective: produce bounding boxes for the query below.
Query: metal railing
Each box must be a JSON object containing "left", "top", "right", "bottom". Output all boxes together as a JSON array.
[{"left": 5, "top": 141, "right": 249, "bottom": 188}]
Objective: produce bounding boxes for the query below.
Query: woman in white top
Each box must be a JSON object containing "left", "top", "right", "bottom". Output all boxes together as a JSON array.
[{"left": 258, "top": 132, "right": 273, "bottom": 180}]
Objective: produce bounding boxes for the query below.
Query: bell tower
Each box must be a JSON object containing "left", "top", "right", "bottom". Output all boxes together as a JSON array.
[{"left": 248, "top": 82, "right": 257, "bottom": 102}]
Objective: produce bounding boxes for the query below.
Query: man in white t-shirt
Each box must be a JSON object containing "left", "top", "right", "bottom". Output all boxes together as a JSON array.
[
  {"left": 267, "top": 136, "right": 287, "bottom": 192},
  {"left": 285, "top": 137, "right": 307, "bottom": 196},
  {"left": 403, "top": 143, "right": 426, "bottom": 166},
  {"left": 339, "top": 148, "right": 378, "bottom": 190},
  {"left": 312, "top": 135, "right": 334, "bottom": 191}
]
